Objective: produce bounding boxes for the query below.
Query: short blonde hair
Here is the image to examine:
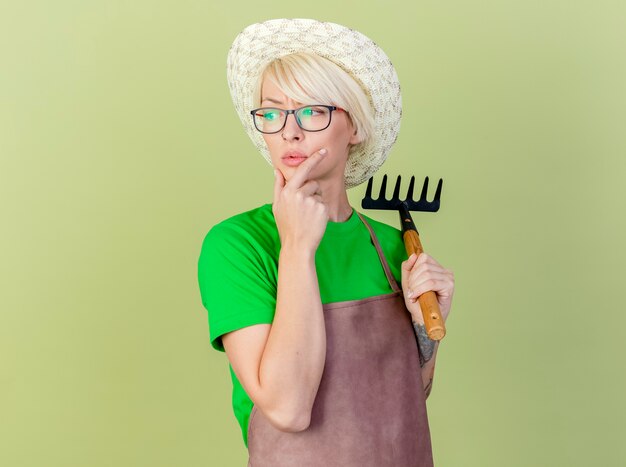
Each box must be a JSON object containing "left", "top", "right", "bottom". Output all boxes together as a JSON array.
[{"left": 253, "top": 52, "right": 375, "bottom": 156}]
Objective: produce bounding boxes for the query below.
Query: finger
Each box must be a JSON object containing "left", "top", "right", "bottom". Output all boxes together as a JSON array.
[
  {"left": 407, "top": 271, "right": 454, "bottom": 301},
  {"left": 311, "top": 193, "right": 324, "bottom": 204},
  {"left": 297, "top": 180, "right": 321, "bottom": 198},
  {"left": 402, "top": 253, "right": 419, "bottom": 272},
  {"left": 286, "top": 148, "right": 327, "bottom": 188},
  {"left": 401, "top": 253, "right": 419, "bottom": 290},
  {"left": 273, "top": 168, "right": 285, "bottom": 202},
  {"left": 414, "top": 252, "right": 442, "bottom": 268},
  {"left": 410, "top": 253, "right": 447, "bottom": 277},
  {"left": 409, "top": 270, "right": 451, "bottom": 290},
  {"left": 410, "top": 260, "right": 448, "bottom": 279}
]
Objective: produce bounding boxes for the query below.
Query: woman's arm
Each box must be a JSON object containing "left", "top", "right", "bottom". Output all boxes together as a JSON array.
[
  {"left": 401, "top": 252, "right": 455, "bottom": 399},
  {"left": 412, "top": 321, "right": 439, "bottom": 399},
  {"left": 223, "top": 152, "right": 330, "bottom": 432},
  {"left": 259, "top": 244, "right": 327, "bottom": 429},
  {"left": 222, "top": 245, "right": 326, "bottom": 432}
]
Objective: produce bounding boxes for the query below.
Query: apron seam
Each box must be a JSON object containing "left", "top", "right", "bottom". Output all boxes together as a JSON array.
[{"left": 322, "top": 291, "right": 402, "bottom": 310}]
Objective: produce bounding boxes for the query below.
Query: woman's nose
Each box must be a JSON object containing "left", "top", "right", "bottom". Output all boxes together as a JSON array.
[{"left": 281, "top": 113, "right": 303, "bottom": 141}]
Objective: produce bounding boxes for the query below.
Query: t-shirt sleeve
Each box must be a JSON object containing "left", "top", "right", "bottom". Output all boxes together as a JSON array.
[{"left": 197, "top": 222, "right": 276, "bottom": 352}]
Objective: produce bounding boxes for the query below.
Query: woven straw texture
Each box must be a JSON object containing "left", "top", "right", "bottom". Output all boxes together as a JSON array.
[{"left": 226, "top": 18, "right": 402, "bottom": 189}]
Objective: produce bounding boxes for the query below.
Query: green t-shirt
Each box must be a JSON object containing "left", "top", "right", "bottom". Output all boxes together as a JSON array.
[{"left": 197, "top": 203, "right": 408, "bottom": 447}]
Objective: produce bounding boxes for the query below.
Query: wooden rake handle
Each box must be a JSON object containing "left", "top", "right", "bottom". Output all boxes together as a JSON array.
[{"left": 403, "top": 230, "right": 447, "bottom": 341}]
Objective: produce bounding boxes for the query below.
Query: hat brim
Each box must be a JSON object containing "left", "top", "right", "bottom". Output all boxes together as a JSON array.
[{"left": 227, "top": 18, "right": 402, "bottom": 189}]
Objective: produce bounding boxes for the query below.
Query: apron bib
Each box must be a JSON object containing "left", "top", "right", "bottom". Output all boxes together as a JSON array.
[{"left": 247, "top": 212, "right": 434, "bottom": 467}]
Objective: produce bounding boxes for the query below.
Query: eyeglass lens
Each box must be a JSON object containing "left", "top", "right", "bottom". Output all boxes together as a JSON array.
[{"left": 253, "top": 106, "right": 332, "bottom": 133}]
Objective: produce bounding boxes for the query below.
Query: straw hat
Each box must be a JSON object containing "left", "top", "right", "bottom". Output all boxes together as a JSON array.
[{"left": 226, "top": 18, "right": 402, "bottom": 189}]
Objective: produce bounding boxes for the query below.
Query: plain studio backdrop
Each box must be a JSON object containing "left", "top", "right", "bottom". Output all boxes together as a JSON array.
[{"left": 1, "top": 1, "right": 624, "bottom": 466}]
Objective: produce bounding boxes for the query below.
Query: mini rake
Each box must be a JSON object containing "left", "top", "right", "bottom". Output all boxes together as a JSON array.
[{"left": 361, "top": 174, "right": 446, "bottom": 341}]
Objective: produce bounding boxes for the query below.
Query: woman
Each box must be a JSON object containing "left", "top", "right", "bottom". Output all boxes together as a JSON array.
[{"left": 198, "top": 18, "right": 455, "bottom": 467}]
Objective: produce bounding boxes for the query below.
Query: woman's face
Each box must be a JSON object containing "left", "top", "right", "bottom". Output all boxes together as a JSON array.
[{"left": 259, "top": 78, "right": 360, "bottom": 186}]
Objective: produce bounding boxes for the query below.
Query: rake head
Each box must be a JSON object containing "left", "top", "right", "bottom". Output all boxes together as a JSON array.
[{"left": 361, "top": 174, "right": 443, "bottom": 213}]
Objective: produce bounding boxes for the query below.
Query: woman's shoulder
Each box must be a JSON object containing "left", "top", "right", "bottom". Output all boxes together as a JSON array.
[
  {"left": 358, "top": 211, "right": 402, "bottom": 238},
  {"left": 200, "top": 203, "right": 278, "bottom": 253},
  {"left": 211, "top": 203, "right": 274, "bottom": 233},
  {"left": 357, "top": 211, "right": 406, "bottom": 262},
  {"left": 355, "top": 212, "right": 408, "bottom": 284}
]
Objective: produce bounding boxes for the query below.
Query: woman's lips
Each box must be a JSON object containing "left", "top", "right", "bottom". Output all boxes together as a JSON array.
[{"left": 282, "top": 151, "right": 308, "bottom": 167}]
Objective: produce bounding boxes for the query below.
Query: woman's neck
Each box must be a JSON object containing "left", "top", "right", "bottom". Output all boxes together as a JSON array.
[{"left": 318, "top": 178, "right": 353, "bottom": 222}]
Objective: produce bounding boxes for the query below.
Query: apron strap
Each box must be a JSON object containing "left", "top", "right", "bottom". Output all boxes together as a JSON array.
[{"left": 355, "top": 211, "right": 402, "bottom": 294}]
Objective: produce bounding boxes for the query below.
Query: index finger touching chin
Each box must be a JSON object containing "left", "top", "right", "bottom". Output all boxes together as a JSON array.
[{"left": 287, "top": 149, "right": 328, "bottom": 188}]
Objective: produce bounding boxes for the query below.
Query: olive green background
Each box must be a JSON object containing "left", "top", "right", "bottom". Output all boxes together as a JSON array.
[{"left": 1, "top": 1, "right": 624, "bottom": 466}]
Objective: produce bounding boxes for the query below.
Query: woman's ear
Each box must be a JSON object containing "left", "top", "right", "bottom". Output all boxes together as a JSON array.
[{"left": 349, "top": 128, "right": 361, "bottom": 145}]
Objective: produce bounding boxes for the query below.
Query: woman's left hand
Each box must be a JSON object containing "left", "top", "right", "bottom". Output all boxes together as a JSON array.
[{"left": 401, "top": 252, "right": 455, "bottom": 324}]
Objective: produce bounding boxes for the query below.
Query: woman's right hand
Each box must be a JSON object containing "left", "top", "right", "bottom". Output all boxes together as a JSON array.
[{"left": 272, "top": 149, "right": 329, "bottom": 252}]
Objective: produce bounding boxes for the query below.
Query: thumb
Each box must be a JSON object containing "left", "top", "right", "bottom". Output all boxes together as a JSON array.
[
  {"left": 401, "top": 253, "right": 418, "bottom": 287},
  {"left": 273, "top": 168, "right": 285, "bottom": 202}
]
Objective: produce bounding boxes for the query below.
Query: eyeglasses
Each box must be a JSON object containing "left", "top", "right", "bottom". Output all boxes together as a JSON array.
[{"left": 250, "top": 105, "right": 346, "bottom": 134}]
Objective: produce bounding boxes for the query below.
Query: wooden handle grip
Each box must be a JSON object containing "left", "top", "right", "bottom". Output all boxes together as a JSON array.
[{"left": 402, "top": 230, "right": 446, "bottom": 341}]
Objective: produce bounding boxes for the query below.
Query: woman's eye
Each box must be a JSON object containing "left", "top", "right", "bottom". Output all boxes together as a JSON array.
[
  {"left": 302, "top": 107, "right": 326, "bottom": 117},
  {"left": 264, "top": 111, "right": 280, "bottom": 120}
]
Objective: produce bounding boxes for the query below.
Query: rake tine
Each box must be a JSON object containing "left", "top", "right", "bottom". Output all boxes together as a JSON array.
[
  {"left": 365, "top": 176, "right": 373, "bottom": 200},
  {"left": 434, "top": 178, "right": 443, "bottom": 202},
  {"left": 392, "top": 175, "right": 402, "bottom": 202},
  {"left": 406, "top": 175, "right": 415, "bottom": 203},
  {"left": 378, "top": 174, "right": 388, "bottom": 200},
  {"left": 419, "top": 176, "right": 430, "bottom": 201}
]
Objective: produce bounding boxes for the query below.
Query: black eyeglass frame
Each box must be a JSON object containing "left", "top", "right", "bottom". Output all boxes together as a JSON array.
[{"left": 249, "top": 105, "right": 346, "bottom": 134}]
